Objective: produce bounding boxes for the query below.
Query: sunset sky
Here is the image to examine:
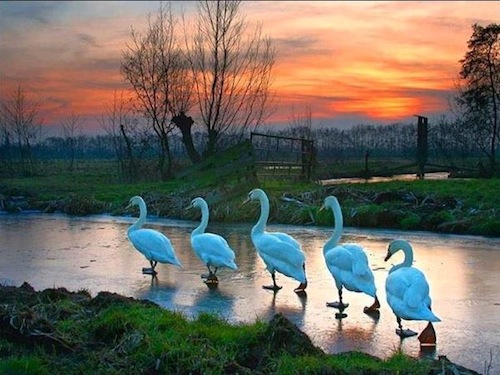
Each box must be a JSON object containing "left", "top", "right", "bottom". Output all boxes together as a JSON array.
[{"left": 0, "top": 1, "right": 499, "bottom": 135}]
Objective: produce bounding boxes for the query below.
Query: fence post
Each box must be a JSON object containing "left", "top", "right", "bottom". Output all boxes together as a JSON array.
[{"left": 415, "top": 115, "right": 428, "bottom": 179}]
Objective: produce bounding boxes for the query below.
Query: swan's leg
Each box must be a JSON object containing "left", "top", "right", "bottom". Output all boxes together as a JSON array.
[
  {"left": 396, "top": 316, "right": 417, "bottom": 338},
  {"left": 326, "top": 288, "right": 349, "bottom": 309},
  {"left": 363, "top": 296, "right": 381, "bottom": 313},
  {"left": 418, "top": 322, "right": 437, "bottom": 346},
  {"left": 142, "top": 261, "right": 157, "bottom": 275},
  {"left": 263, "top": 272, "right": 282, "bottom": 291},
  {"left": 294, "top": 264, "right": 307, "bottom": 293},
  {"left": 203, "top": 264, "right": 219, "bottom": 285},
  {"left": 201, "top": 265, "right": 212, "bottom": 279},
  {"left": 397, "top": 316, "right": 403, "bottom": 331}
]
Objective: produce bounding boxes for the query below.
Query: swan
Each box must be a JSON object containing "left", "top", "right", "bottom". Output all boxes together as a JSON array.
[
  {"left": 244, "top": 188, "right": 307, "bottom": 293},
  {"left": 187, "top": 197, "right": 238, "bottom": 285},
  {"left": 321, "top": 196, "right": 380, "bottom": 317},
  {"left": 126, "top": 196, "right": 182, "bottom": 275},
  {"left": 385, "top": 239, "right": 441, "bottom": 346}
]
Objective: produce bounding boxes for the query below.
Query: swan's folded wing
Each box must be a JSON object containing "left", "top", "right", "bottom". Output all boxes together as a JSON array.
[
  {"left": 129, "top": 229, "right": 172, "bottom": 251},
  {"left": 386, "top": 270, "right": 412, "bottom": 301},
  {"left": 324, "top": 246, "right": 353, "bottom": 272},
  {"left": 271, "top": 232, "right": 302, "bottom": 249},
  {"left": 344, "top": 244, "right": 372, "bottom": 277},
  {"left": 191, "top": 233, "right": 236, "bottom": 263},
  {"left": 257, "top": 234, "right": 305, "bottom": 267},
  {"left": 403, "top": 268, "right": 431, "bottom": 310}
]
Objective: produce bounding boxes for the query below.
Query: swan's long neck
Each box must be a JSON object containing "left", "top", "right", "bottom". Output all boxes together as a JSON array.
[
  {"left": 252, "top": 193, "right": 269, "bottom": 236},
  {"left": 324, "top": 200, "right": 343, "bottom": 253},
  {"left": 389, "top": 240, "right": 414, "bottom": 273},
  {"left": 192, "top": 201, "right": 209, "bottom": 237},
  {"left": 128, "top": 199, "right": 147, "bottom": 233}
]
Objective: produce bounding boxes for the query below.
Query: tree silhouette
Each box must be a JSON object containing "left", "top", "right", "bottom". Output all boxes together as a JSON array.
[{"left": 456, "top": 23, "right": 500, "bottom": 171}]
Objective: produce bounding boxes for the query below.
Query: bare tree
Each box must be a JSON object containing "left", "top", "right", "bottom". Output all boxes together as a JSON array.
[
  {"left": 185, "top": 0, "right": 275, "bottom": 157},
  {"left": 121, "top": 3, "right": 182, "bottom": 180},
  {"left": 0, "top": 84, "right": 43, "bottom": 176},
  {"left": 61, "top": 111, "right": 82, "bottom": 172},
  {"left": 288, "top": 105, "right": 313, "bottom": 140},
  {"left": 100, "top": 90, "right": 141, "bottom": 181}
]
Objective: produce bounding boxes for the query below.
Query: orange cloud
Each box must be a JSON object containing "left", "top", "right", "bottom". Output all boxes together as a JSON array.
[{"left": 0, "top": 1, "right": 498, "bottom": 133}]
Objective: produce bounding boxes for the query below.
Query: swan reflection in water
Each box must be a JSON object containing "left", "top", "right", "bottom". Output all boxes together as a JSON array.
[
  {"left": 191, "top": 287, "right": 236, "bottom": 319},
  {"left": 135, "top": 276, "right": 179, "bottom": 311},
  {"left": 256, "top": 290, "right": 308, "bottom": 327}
]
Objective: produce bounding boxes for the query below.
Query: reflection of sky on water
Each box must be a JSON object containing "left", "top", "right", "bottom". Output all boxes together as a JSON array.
[{"left": 1, "top": 212, "right": 499, "bottom": 374}]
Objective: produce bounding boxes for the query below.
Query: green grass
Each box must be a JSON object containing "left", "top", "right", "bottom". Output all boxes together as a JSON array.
[
  {"left": 1, "top": 158, "right": 500, "bottom": 236},
  {"left": 0, "top": 284, "right": 442, "bottom": 375},
  {"left": 353, "top": 178, "right": 500, "bottom": 211}
]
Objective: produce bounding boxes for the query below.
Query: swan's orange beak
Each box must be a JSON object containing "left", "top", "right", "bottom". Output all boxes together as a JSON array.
[{"left": 384, "top": 249, "right": 393, "bottom": 262}]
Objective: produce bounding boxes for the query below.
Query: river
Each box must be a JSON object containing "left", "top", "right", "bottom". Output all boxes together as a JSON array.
[{"left": 0, "top": 212, "right": 498, "bottom": 373}]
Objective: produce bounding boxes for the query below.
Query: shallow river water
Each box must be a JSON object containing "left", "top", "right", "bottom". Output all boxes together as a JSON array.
[{"left": 1, "top": 212, "right": 499, "bottom": 373}]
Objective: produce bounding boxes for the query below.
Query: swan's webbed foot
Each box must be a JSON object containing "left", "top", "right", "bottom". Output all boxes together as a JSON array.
[
  {"left": 263, "top": 284, "right": 282, "bottom": 291},
  {"left": 294, "top": 282, "right": 307, "bottom": 294},
  {"left": 335, "top": 311, "right": 348, "bottom": 319},
  {"left": 328, "top": 300, "right": 349, "bottom": 319},
  {"left": 203, "top": 273, "right": 219, "bottom": 286},
  {"left": 363, "top": 296, "right": 381, "bottom": 314},
  {"left": 203, "top": 274, "right": 219, "bottom": 289},
  {"left": 142, "top": 267, "right": 157, "bottom": 275},
  {"left": 418, "top": 322, "right": 437, "bottom": 347},
  {"left": 326, "top": 301, "right": 349, "bottom": 309},
  {"left": 396, "top": 328, "right": 417, "bottom": 338}
]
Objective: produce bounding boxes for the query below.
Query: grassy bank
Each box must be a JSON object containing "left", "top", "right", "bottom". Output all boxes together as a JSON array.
[
  {"left": 1, "top": 167, "right": 500, "bottom": 236},
  {"left": 0, "top": 283, "right": 478, "bottom": 375}
]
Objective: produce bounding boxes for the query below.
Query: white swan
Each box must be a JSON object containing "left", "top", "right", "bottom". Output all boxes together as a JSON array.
[
  {"left": 321, "top": 196, "right": 380, "bottom": 317},
  {"left": 188, "top": 197, "right": 238, "bottom": 285},
  {"left": 127, "top": 196, "right": 182, "bottom": 275},
  {"left": 244, "top": 188, "right": 307, "bottom": 293},
  {"left": 385, "top": 239, "right": 441, "bottom": 346}
]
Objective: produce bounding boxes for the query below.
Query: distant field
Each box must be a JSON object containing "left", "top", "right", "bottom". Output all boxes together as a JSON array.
[{"left": 1, "top": 158, "right": 499, "bottom": 236}]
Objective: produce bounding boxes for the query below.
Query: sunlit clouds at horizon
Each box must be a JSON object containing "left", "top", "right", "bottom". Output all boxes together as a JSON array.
[{"left": 0, "top": 1, "right": 498, "bottom": 134}]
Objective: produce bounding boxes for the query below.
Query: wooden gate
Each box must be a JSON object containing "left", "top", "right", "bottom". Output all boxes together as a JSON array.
[{"left": 250, "top": 132, "right": 315, "bottom": 181}]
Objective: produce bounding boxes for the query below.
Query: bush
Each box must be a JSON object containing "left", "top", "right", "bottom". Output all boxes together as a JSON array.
[
  {"left": 401, "top": 213, "right": 421, "bottom": 230},
  {"left": 62, "top": 194, "right": 107, "bottom": 216}
]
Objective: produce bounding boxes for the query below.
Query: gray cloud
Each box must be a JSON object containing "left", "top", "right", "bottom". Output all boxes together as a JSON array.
[
  {"left": 77, "top": 33, "right": 101, "bottom": 49},
  {"left": 0, "top": 1, "right": 68, "bottom": 29}
]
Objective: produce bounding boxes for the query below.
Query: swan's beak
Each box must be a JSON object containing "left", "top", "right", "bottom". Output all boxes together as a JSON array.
[
  {"left": 384, "top": 249, "right": 393, "bottom": 262},
  {"left": 318, "top": 204, "right": 325, "bottom": 212},
  {"left": 184, "top": 204, "right": 193, "bottom": 211},
  {"left": 241, "top": 196, "right": 251, "bottom": 207}
]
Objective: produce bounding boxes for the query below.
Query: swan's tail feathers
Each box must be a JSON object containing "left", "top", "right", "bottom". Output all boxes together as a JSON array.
[
  {"left": 361, "top": 283, "right": 377, "bottom": 298},
  {"left": 424, "top": 310, "right": 441, "bottom": 323},
  {"left": 170, "top": 257, "right": 183, "bottom": 269},
  {"left": 227, "top": 260, "right": 238, "bottom": 270}
]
